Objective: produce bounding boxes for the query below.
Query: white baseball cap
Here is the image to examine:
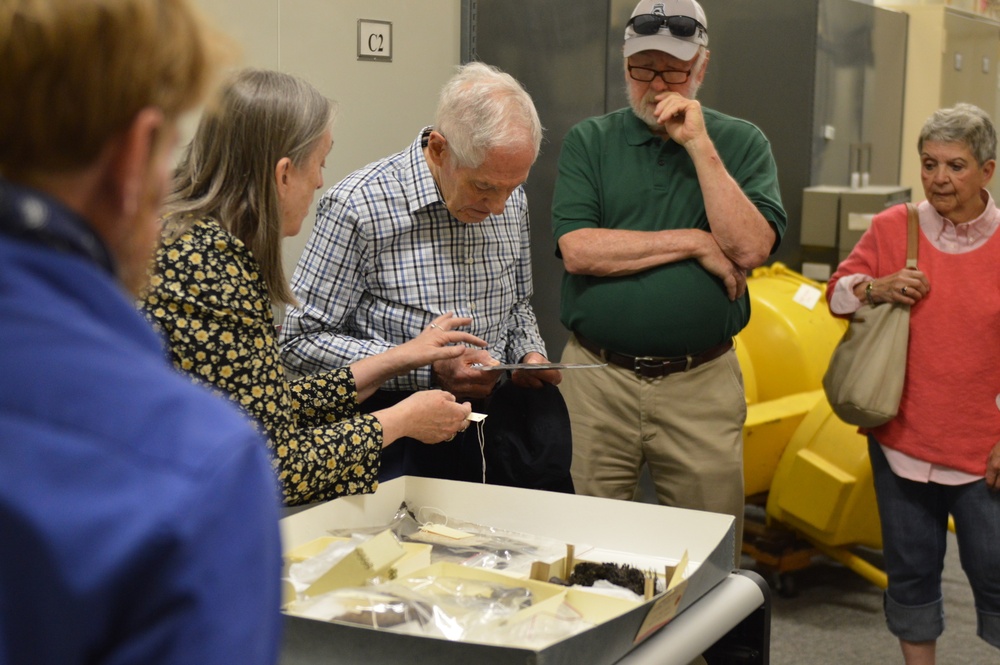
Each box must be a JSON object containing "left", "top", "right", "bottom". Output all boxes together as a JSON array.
[{"left": 624, "top": 0, "right": 709, "bottom": 61}]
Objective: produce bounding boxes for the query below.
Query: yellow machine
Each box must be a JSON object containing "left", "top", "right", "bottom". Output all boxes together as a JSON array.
[
  {"left": 736, "top": 264, "right": 848, "bottom": 404},
  {"left": 735, "top": 264, "right": 886, "bottom": 593}
]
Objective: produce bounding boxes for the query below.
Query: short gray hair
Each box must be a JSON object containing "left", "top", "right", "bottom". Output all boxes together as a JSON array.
[
  {"left": 434, "top": 61, "right": 542, "bottom": 168},
  {"left": 919, "top": 103, "right": 997, "bottom": 166}
]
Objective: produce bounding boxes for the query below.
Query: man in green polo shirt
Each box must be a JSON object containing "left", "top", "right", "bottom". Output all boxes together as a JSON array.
[{"left": 552, "top": 0, "right": 786, "bottom": 559}]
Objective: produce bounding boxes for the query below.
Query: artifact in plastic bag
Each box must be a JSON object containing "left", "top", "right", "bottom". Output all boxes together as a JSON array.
[
  {"left": 288, "top": 587, "right": 434, "bottom": 632},
  {"left": 326, "top": 501, "right": 567, "bottom": 574},
  {"left": 404, "top": 575, "right": 534, "bottom": 618},
  {"left": 288, "top": 576, "right": 535, "bottom": 643},
  {"left": 399, "top": 574, "right": 535, "bottom": 643}
]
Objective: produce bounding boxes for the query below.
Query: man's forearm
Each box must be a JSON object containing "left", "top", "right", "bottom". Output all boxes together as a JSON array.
[
  {"left": 558, "top": 227, "right": 710, "bottom": 277},
  {"left": 687, "top": 136, "right": 776, "bottom": 269}
]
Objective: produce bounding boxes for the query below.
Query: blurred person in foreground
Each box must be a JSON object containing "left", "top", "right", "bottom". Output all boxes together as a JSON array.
[
  {"left": 551, "top": 0, "right": 786, "bottom": 558},
  {"left": 139, "top": 68, "right": 482, "bottom": 506},
  {"left": 280, "top": 62, "right": 565, "bottom": 485},
  {"left": 0, "top": 1, "right": 283, "bottom": 663},
  {"left": 827, "top": 102, "right": 1000, "bottom": 664}
]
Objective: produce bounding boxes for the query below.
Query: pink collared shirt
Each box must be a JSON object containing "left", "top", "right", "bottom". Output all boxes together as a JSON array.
[{"left": 830, "top": 192, "right": 1000, "bottom": 484}]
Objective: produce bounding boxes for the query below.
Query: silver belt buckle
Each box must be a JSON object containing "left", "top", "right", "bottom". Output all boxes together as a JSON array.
[{"left": 634, "top": 356, "right": 662, "bottom": 377}]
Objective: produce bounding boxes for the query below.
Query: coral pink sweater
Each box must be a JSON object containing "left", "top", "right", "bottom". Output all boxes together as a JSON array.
[{"left": 829, "top": 203, "right": 1000, "bottom": 475}]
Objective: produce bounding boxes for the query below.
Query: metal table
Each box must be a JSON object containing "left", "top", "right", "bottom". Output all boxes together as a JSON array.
[{"left": 619, "top": 570, "right": 770, "bottom": 665}]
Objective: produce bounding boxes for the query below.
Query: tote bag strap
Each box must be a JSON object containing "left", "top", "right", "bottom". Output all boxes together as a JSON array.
[{"left": 905, "top": 202, "right": 919, "bottom": 269}]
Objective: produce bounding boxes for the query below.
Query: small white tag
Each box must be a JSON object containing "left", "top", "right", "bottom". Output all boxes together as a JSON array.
[
  {"left": 792, "top": 284, "right": 822, "bottom": 310},
  {"left": 466, "top": 412, "right": 487, "bottom": 422},
  {"left": 420, "top": 523, "right": 475, "bottom": 540}
]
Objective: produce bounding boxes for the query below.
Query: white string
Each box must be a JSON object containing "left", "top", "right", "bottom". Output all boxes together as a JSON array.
[
  {"left": 416, "top": 505, "right": 448, "bottom": 525},
  {"left": 476, "top": 419, "right": 487, "bottom": 483}
]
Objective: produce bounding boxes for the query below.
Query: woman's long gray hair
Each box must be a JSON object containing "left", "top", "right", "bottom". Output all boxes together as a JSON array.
[{"left": 164, "top": 68, "right": 336, "bottom": 305}]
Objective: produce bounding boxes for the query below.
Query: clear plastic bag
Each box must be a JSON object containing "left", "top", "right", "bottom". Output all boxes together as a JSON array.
[
  {"left": 325, "top": 502, "right": 568, "bottom": 575},
  {"left": 285, "top": 573, "right": 593, "bottom": 648},
  {"left": 286, "top": 535, "right": 370, "bottom": 594}
]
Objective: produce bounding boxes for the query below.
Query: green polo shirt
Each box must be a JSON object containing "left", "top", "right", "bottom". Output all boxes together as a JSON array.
[{"left": 552, "top": 107, "right": 786, "bottom": 357}]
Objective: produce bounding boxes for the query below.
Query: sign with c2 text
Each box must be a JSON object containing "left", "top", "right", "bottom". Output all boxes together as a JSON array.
[{"left": 358, "top": 19, "right": 392, "bottom": 62}]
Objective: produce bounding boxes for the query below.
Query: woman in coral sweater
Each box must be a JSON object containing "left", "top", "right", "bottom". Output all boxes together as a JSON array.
[{"left": 827, "top": 103, "right": 1000, "bottom": 665}]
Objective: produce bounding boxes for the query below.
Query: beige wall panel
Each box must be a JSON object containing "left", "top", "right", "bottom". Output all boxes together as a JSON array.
[
  {"left": 189, "top": 0, "right": 461, "bottom": 307},
  {"left": 174, "top": 1, "right": 281, "bottom": 158},
  {"left": 278, "top": 0, "right": 461, "bottom": 289},
  {"left": 199, "top": 0, "right": 280, "bottom": 69}
]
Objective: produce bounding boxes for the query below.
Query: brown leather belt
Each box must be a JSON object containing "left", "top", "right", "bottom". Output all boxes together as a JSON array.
[{"left": 576, "top": 334, "right": 733, "bottom": 379}]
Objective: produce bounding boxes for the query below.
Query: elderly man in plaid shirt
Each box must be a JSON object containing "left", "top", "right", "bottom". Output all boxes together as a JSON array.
[{"left": 280, "top": 62, "right": 561, "bottom": 483}]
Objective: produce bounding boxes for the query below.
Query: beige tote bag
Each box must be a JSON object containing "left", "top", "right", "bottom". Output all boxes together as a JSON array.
[{"left": 822, "top": 203, "right": 918, "bottom": 428}]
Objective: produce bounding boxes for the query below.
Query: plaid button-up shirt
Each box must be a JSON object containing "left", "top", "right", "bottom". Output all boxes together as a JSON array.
[{"left": 280, "top": 129, "right": 547, "bottom": 391}]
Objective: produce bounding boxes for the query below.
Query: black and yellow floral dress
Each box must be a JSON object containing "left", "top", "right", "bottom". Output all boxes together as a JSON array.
[{"left": 139, "top": 216, "right": 381, "bottom": 506}]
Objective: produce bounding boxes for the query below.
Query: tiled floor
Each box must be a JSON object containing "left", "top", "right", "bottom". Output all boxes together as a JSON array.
[{"left": 749, "top": 531, "right": 997, "bottom": 664}]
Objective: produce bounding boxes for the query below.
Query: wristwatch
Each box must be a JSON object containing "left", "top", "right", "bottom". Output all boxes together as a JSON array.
[{"left": 864, "top": 281, "right": 875, "bottom": 306}]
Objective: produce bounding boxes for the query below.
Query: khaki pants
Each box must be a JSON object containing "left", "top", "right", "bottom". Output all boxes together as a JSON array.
[{"left": 560, "top": 335, "right": 746, "bottom": 564}]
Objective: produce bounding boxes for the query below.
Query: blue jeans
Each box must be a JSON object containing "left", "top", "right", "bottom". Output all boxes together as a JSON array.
[{"left": 868, "top": 437, "right": 1000, "bottom": 648}]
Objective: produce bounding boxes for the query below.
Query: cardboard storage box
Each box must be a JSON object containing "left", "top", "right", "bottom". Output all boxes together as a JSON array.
[{"left": 279, "top": 477, "right": 735, "bottom": 665}]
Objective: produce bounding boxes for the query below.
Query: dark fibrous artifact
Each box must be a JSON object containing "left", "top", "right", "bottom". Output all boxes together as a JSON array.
[{"left": 567, "top": 561, "right": 646, "bottom": 596}]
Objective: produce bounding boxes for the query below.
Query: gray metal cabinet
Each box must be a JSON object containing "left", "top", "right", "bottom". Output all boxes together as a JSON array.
[{"left": 695, "top": 0, "right": 908, "bottom": 271}]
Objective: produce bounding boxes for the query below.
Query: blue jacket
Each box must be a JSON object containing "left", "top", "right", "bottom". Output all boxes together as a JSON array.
[{"left": 0, "top": 182, "right": 283, "bottom": 665}]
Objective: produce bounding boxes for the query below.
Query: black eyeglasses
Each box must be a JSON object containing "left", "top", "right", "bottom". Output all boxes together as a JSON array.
[
  {"left": 628, "top": 14, "right": 706, "bottom": 38},
  {"left": 627, "top": 64, "right": 692, "bottom": 85}
]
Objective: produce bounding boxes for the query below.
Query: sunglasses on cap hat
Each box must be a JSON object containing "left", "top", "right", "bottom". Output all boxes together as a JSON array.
[{"left": 627, "top": 13, "right": 706, "bottom": 38}]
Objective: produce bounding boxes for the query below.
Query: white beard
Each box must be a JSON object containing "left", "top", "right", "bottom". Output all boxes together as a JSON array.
[
  {"left": 625, "top": 76, "right": 702, "bottom": 132},
  {"left": 628, "top": 87, "right": 662, "bottom": 131}
]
